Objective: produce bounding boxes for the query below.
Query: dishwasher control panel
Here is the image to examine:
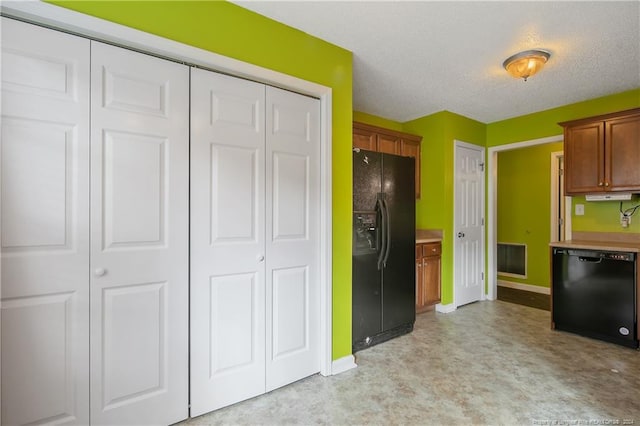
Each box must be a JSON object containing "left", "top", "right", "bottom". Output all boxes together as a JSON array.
[
  {"left": 557, "top": 248, "right": 636, "bottom": 262},
  {"left": 605, "top": 252, "right": 635, "bottom": 262}
]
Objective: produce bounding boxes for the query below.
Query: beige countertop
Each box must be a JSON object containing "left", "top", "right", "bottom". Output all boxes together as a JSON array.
[
  {"left": 416, "top": 229, "right": 442, "bottom": 244},
  {"left": 550, "top": 231, "right": 640, "bottom": 252},
  {"left": 550, "top": 240, "right": 640, "bottom": 253},
  {"left": 416, "top": 237, "right": 441, "bottom": 244}
]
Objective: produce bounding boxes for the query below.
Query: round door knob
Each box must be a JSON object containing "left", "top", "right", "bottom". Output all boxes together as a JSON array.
[
  {"left": 94, "top": 268, "right": 107, "bottom": 277},
  {"left": 257, "top": 255, "right": 265, "bottom": 262}
]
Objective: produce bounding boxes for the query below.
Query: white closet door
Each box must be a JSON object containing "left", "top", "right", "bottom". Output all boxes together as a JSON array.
[
  {"left": 1, "top": 18, "right": 90, "bottom": 426},
  {"left": 265, "top": 87, "right": 321, "bottom": 391},
  {"left": 89, "top": 42, "right": 189, "bottom": 425},
  {"left": 190, "top": 68, "right": 267, "bottom": 416}
]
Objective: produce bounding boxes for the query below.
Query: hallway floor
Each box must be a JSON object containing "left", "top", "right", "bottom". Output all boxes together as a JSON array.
[{"left": 183, "top": 301, "right": 640, "bottom": 425}]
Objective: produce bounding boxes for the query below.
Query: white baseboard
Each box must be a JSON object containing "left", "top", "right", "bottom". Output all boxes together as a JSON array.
[
  {"left": 435, "top": 303, "right": 457, "bottom": 313},
  {"left": 331, "top": 355, "right": 357, "bottom": 375},
  {"left": 498, "top": 279, "right": 550, "bottom": 295}
]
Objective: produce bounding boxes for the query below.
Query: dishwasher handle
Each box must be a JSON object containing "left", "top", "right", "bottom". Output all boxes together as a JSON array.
[{"left": 578, "top": 256, "right": 603, "bottom": 263}]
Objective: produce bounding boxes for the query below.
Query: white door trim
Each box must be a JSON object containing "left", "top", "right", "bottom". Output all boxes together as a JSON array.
[
  {"left": 1, "top": 1, "right": 333, "bottom": 377},
  {"left": 550, "top": 151, "right": 571, "bottom": 243},
  {"left": 487, "top": 135, "right": 563, "bottom": 301},
  {"left": 453, "top": 140, "right": 485, "bottom": 308}
]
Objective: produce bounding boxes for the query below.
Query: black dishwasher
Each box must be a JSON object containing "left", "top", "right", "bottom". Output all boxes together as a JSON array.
[{"left": 552, "top": 248, "right": 638, "bottom": 348}]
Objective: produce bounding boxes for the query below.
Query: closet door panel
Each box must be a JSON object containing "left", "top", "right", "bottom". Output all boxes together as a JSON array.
[
  {"left": 190, "top": 69, "right": 266, "bottom": 416},
  {"left": 265, "top": 87, "right": 321, "bottom": 391},
  {"left": 1, "top": 18, "right": 90, "bottom": 426},
  {"left": 90, "top": 41, "right": 189, "bottom": 425}
]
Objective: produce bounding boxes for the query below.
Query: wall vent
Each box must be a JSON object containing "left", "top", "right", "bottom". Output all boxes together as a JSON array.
[{"left": 497, "top": 243, "right": 527, "bottom": 278}]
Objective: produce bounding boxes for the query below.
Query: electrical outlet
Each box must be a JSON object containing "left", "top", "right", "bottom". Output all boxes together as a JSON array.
[
  {"left": 575, "top": 204, "right": 585, "bottom": 215},
  {"left": 620, "top": 213, "right": 631, "bottom": 228}
]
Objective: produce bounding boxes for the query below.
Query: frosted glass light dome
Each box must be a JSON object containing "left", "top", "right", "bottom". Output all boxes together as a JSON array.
[{"left": 503, "top": 50, "right": 551, "bottom": 81}]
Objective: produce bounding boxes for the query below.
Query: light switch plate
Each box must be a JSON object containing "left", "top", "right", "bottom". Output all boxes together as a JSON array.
[{"left": 575, "top": 204, "right": 585, "bottom": 215}]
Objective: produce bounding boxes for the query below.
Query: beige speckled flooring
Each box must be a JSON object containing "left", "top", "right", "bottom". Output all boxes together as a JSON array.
[{"left": 182, "top": 301, "right": 640, "bottom": 425}]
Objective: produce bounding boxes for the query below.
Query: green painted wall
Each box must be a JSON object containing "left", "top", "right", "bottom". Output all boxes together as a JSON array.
[
  {"left": 487, "top": 89, "right": 640, "bottom": 146},
  {"left": 497, "top": 142, "right": 563, "bottom": 288},
  {"left": 403, "top": 111, "right": 485, "bottom": 305},
  {"left": 353, "top": 111, "right": 403, "bottom": 131},
  {"left": 572, "top": 197, "right": 640, "bottom": 233},
  {"left": 51, "top": 0, "right": 354, "bottom": 360},
  {"left": 488, "top": 89, "right": 640, "bottom": 238}
]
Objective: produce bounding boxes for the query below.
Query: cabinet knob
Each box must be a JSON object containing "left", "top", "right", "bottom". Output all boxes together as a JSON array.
[
  {"left": 257, "top": 255, "right": 265, "bottom": 263},
  {"left": 94, "top": 268, "right": 107, "bottom": 277},
  {"left": 432, "top": 248, "right": 437, "bottom": 252},
  {"left": 604, "top": 182, "right": 610, "bottom": 187},
  {"left": 598, "top": 182, "right": 604, "bottom": 187}
]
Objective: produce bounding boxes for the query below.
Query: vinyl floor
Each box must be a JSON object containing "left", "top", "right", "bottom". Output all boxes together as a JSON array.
[{"left": 182, "top": 300, "right": 640, "bottom": 425}]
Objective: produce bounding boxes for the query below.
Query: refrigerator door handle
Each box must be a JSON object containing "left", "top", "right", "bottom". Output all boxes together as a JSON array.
[
  {"left": 376, "top": 198, "right": 387, "bottom": 270},
  {"left": 382, "top": 198, "right": 392, "bottom": 267}
]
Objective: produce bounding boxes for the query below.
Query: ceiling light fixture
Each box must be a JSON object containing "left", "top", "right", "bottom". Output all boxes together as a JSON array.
[{"left": 503, "top": 49, "right": 551, "bottom": 81}]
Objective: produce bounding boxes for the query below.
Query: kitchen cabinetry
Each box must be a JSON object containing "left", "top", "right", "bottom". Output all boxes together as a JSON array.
[
  {"left": 353, "top": 122, "right": 422, "bottom": 198},
  {"left": 560, "top": 108, "right": 640, "bottom": 195},
  {"left": 416, "top": 241, "right": 441, "bottom": 312}
]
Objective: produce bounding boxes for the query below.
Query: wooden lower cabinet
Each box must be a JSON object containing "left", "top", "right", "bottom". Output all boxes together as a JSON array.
[{"left": 416, "top": 241, "right": 441, "bottom": 313}]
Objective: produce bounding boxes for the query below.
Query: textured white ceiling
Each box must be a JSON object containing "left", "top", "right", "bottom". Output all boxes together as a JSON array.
[{"left": 234, "top": 1, "right": 640, "bottom": 123}]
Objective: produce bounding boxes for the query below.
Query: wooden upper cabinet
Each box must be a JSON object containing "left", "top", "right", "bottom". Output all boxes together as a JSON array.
[
  {"left": 353, "top": 126, "right": 377, "bottom": 151},
  {"left": 353, "top": 121, "right": 422, "bottom": 198},
  {"left": 563, "top": 122, "right": 605, "bottom": 194},
  {"left": 560, "top": 108, "right": 640, "bottom": 195},
  {"left": 606, "top": 114, "right": 640, "bottom": 192}
]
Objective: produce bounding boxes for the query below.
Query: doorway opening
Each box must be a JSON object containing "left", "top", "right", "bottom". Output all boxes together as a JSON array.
[{"left": 487, "top": 135, "right": 564, "bottom": 301}]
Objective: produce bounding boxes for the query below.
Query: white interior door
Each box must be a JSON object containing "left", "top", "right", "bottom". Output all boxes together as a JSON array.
[
  {"left": 90, "top": 41, "right": 189, "bottom": 425},
  {"left": 1, "top": 18, "right": 90, "bottom": 426},
  {"left": 190, "top": 68, "right": 267, "bottom": 415},
  {"left": 265, "top": 87, "right": 321, "bottom": 391},
  {"left": 454, "top": 141, "right": 485, "bottom": 307}
]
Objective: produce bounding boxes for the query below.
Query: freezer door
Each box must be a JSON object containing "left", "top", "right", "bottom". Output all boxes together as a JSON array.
[
  {"left": 353, "top": 149, "right": 382, "bottom": 211},
  {"left": 352, "top": 149, "right": 384, "bottom": 346},
  {"left": 352, "top": 252, "right": 383, "bottom": 345}
]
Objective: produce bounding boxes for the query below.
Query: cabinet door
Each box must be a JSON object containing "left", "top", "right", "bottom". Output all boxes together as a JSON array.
[
  {"left": 353, "top": 127, "right": 376, "bottom": 151},
  {"left": 401, "top": 139, "right": 421, "bottom": 198},
  {"left": 378, "top": 134, "right": 400, "bottom": 154},
  {"left": 90, "top": 41, "right": 189, "bottom": 425},
  {"left": 606, "top": 114, "right": 640, "bottom": 192},
  {"left": 423, "top": 256, "right": 442, "bottom": 305},
  {"left": 564, "top": 122, "right": 605, "bottom": 194},
  {"left": 415, "top": 245, "right": 424, "bottom": 311},
  {"left": 1, "top": 18, "right": 90, "bottom": 426}
]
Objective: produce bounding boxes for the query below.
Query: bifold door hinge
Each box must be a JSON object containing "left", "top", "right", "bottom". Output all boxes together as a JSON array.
[
  {"left": 481, "top": 217, "right": 484, "bottom": 226},
  {"left": 481, "top": 272, "right": 484, "bottom": 281},
  {"left": 479, "top": 162, "right": 485, "bottom": 172}
]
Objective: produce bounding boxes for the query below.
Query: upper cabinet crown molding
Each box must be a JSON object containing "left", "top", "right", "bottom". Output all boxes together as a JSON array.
[
  {"left": 560, "top": 107, "right": 640, "bottom": 195},
  {"left": 352, "top": 121, "right": 422, "bottom": 198}
]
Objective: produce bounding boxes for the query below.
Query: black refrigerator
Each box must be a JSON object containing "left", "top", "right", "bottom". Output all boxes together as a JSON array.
[{"left": 352, "top": 149, "right": 416, "bottom": 353}]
